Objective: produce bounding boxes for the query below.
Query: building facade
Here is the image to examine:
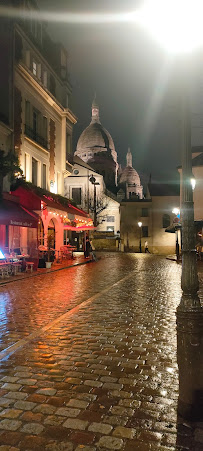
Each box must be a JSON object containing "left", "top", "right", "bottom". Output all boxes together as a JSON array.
[
  {"left": 120, "top": 183, "right": 180, "bottom": 254},
  {"left": 64, "top": 156, "right": 120, "bottom": 239},
  {"left": 0, "top": 0, "right": 94, "bottom": 256}
]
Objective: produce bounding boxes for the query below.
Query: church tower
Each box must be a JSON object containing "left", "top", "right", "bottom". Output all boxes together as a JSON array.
[
  {"left": 91, "top": 94, "right": 100, "bottom": 123},
  {"left": 119, "top": 148, "right": 143, "bottom": 199},
  {"left": 126, "top": 148, "right": 133, "bottom": 167}
]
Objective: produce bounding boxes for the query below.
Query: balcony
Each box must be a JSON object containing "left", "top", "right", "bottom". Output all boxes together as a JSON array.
[{"left": 24, "top": 124, "right": 48, "bottom": 150}]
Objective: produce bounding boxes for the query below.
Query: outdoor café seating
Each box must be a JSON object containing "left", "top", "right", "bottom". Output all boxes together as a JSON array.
[
  {"left": 60, "top": 245, "right": 76, "bottom": 260},
  {"left": 0, "top": 260, "right": 22, "bottom": 278}
]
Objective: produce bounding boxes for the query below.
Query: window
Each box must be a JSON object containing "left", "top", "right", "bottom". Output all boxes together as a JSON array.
[
  {"left": 24, "top": 153, "right": 27, "bottom": 179},
  {"left": 33, "top": 110, "right": 38, "bottom": 136},
  {"left": 25, "top": 100, "right": 30, "bottom": 126},
  {"left": 32, "top": 157, "right": 38, "bottom": 186},
  {"left": 107, "top": 226, "right": 114, "bottom": 232},
  {"left": 163, "top": 214, "right": 170, "bottom": 228},
  {"left": 142, "top": 226, "right": 148, "bottom": 237},
  {"left": 142, "top": 208, "right": 149, "bottom": 217},
  {"left": 72, "top": 187, "right": 81, "bottom": 205},
  {"left": 107, "top": 216, "right": 115, "bottom": 222},
  {"left": 32, "top": 61, "right": 37, "bottom": 76},
  {"left": 43, "top": 116, "right": 47, "bottom": 141},
  {"left": 42, "top": 164, "right": 46, "bottom": 189}
]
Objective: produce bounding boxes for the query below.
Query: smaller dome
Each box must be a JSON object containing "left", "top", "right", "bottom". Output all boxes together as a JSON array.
[{"left": 120, "top": 166, "right": 141, "bottom": 186}]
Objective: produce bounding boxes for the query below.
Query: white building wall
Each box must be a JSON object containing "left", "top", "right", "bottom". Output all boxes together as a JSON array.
[
  {"left": 64, "top": 161, "right": 120, "bottom": 234},
  {"left": 15, "top": 68, "right": 66, "bottom": 194}
]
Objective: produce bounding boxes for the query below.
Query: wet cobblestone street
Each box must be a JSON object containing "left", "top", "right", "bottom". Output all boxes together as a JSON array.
[{"left": 0, "top": 253, "right": 203, "bottom": 450}]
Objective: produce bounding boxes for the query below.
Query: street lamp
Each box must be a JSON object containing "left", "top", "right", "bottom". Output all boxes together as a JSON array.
[
  {"left": 89, "top": 174, "right": 100, "bottom": 227},
  {"left": 136, "top": 0, "right": 201, "bottom": 309},
  {"left": 138, "top": 221, "right": 142, "bottom": 253},
  {"left": 136, "top": 0, "right": 203, "bottom": 420}
]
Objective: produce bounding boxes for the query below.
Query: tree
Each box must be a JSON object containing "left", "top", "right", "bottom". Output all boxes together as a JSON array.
[
  {"left": 0, "top": 150, "right": 23, "bottom": 198},
  {"left": 84, "top": 192, "right": 109, "bottom": 226}
]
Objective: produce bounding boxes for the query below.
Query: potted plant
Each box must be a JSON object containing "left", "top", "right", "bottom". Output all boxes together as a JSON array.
[{"left": 45, "top": 233, "right": 54, "bottom": 269}]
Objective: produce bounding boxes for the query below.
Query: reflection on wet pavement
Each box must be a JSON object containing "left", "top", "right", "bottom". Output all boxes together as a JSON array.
[{"left": 0, "top": 254, "right": 202, "bottom": 449}]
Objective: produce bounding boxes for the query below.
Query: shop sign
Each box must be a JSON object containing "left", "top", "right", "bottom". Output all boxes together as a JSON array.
[{"left": 10, "top": 219, "right": 34, "bottom": 227}]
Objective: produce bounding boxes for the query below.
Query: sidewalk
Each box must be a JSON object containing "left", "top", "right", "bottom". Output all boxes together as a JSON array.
[{"left": 0, "top": 255, "right": 93, "bottom": 286}]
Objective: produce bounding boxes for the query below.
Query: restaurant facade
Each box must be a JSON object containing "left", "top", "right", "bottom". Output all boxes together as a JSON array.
[{"left": 0, "top": 184, "right": 94, "bottom": 259}]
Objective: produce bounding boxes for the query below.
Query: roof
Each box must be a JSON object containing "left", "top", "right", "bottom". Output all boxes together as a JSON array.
[
  {"left": 11, "top": 182, "right": 90, "bottom": 219},
  {"left": 192, "top": 146, "right": 203, "bottom": 153},
  {"left": 191, "top": 152, "right": 203, "bottom": 167},
  {"left": 120, "top": 166, "right": 141, "bottom": 186},
  {"left": 73, "top": 155, "right": 96, "bottom": 172},
  {"left": 177, "top": 150, "right": 203, "bottom": 169},
  {"left": 148, "top": 183, "right": 180, "bottom": 196}
]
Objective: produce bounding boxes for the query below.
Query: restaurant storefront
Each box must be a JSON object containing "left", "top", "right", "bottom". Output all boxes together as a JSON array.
[
  {"left": 0, "top": 193, "right": 38, "bottom": 255},
  {"left": 10, "top": 184, "right": 94, "bottom": 252}
]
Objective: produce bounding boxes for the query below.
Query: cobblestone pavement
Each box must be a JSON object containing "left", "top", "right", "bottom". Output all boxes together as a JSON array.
[{"left": 0, "top": 254, "right": 202, "bottom": 450}]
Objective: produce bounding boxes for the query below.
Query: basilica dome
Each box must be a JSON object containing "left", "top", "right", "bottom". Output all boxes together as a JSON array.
[
  {"left": 120, "top": 166, "right": 141, "bottom": 186},
  {"left": 75, "top": 98, "right": 117, "bottom": 165}
]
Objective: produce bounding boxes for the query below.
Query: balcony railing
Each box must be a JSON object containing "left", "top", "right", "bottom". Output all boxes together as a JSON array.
[{"left": 24, "top": 124, "right": 48, "bottom": 150}]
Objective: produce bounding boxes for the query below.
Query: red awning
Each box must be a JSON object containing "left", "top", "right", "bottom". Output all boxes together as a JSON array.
[
  {"left": 0, "top": 200, "right": 38, "bottom": 228},
  {"left": 64, "top": 225, "right": 96, "bottom": 231}
]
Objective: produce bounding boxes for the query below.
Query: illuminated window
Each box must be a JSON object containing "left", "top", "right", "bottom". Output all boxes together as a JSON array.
[
  {"left": 24, "top": 153, "right": 27, "bottom": 179},
  {"left": 32, "top": 157, "right": 38, "bottom": 185},
  {"left": 42, "top": 164, "right": 46, "bottom": 189}
]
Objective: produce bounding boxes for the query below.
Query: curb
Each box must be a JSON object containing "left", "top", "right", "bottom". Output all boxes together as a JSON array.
[{"left": 0, "top": 259, "right": 94, "bottom": 287}]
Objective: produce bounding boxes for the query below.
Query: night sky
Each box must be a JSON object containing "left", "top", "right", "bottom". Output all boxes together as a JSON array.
[{"left": 39, "top": 0, "right": 202, "bottom": 184}]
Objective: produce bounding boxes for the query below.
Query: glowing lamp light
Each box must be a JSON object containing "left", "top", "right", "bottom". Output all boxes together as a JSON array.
[
  {"left": 138, "top": 221, "right": 142, "bottom": 228},
  {"left": 0, "top": 250, "right": 5, "bottom": 259},
  {"left": 172, "top": 208, "right": 180, "bottom": 217},
  {"left": 136, "top": 0, "right": 203, "bottom": 54},
  {"left": 191, "top": 178, "right": 196, "bottom": 191}
]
